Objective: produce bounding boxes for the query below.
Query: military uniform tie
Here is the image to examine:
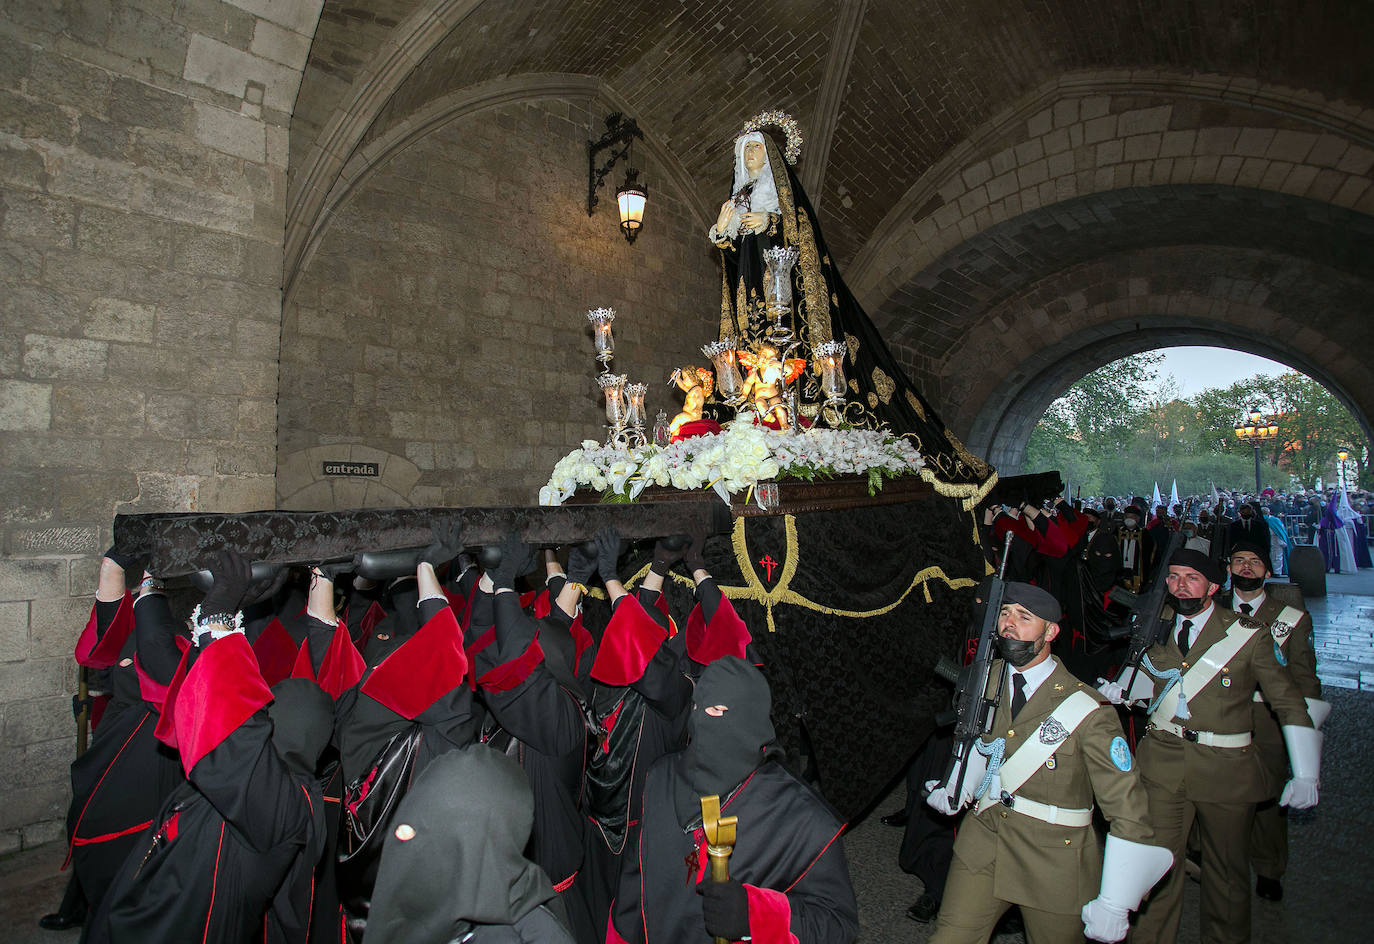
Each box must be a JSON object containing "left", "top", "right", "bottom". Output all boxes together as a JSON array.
[
  {"left": 1177, "top": 619, "right": 1193, "bottom": 657},
  {"left": 1010, "top": 672, "right": 1027, "bottom": 718},
  {"left": 1238, "top": 602, "right": 1252, "bottom": 615}
]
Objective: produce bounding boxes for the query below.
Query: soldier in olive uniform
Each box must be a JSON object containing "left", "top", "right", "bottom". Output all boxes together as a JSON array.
[
  {"left": 1219, "top": 539, "right": 1329, "bottom": 902},
  {"left": 926, "top": 583, "right": 1171, "bottom": 944},
  {"left": 1100, "top": 549, "right": 1319, "bottom": 944}
]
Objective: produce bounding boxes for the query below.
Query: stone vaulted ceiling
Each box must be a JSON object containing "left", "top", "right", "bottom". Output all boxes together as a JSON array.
[{"left": 286, "top": 0, "right": 1374, "bottom": 467}]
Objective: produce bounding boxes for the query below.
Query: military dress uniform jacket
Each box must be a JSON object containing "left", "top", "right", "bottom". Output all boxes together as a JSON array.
[
  {"left": 1218, "top": 591, "right": 1320, "bottom": 701},
  {"left": 953, "top": 658, "right": 1153, "bottom": 913},
  {"left": 1138, "top": 605, "right": 1313, "bottom": 804}
]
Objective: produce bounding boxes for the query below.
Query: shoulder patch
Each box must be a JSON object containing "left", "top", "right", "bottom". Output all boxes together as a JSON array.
[
  {"left": 1110, "top": 736, "right": 1133, "bottom": 772},
  {"left": 1269, "top": 620, "right": 1293, "bottom": 641}
]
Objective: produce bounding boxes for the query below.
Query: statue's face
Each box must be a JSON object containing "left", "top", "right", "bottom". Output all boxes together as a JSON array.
[{"left": 743, "top": 140, "right": 766, "bottom": 174}]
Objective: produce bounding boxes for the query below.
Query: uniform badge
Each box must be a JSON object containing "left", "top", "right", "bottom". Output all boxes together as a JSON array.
[
  {"left": 1038, "top": 718, "right": 1069, "bottom": 745},
  {"left": 1270, "top": 621, "right": 1292, "bottom": 642},
  {"left": 1110, "top": 736, "right": 1132, "bottom": 771},
  {"left": 1221, "top": 676, "right": 1232, "bottom": 687},
  {"left": 1045, "top": 756, "right": 1057, "bottom": 770},
  {"left": 1273, "top": 641, "right": 1288, "bottom": 667}
]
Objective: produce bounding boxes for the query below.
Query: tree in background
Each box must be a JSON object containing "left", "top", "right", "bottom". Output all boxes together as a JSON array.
[{"left": 1024, "top": 359, "right": 1370, "bottom": 494}]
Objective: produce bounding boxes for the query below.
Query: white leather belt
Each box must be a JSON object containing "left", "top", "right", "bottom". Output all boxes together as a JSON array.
[
  {"left": 991, "top": 793, "right": 1092, "bottom": 827},
  {"left": 1253, "top": 691, "right": 1266, "bottom": 703},
  {"left": 1151, "top": 718, "right": 1252, "bottom": 747}
]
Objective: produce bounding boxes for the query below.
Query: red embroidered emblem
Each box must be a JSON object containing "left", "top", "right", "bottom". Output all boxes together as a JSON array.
[{"left": 758, "top": 554, "right": 779, "bottom": 582}]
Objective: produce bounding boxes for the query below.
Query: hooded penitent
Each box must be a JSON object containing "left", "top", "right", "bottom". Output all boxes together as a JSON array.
[
  {"left": 266, "top": 678, "right": 334, "bottom": 777},
  {"left": 364, "top": 745, "right": 558, "bottom": 944},
  {"left": 672, "top": 656, "right": 776, "bottom": 828}
]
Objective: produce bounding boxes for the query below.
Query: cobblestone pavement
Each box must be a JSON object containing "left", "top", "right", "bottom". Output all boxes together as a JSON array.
[{"left": 4, "top": 568, "right": 1372, "bottom": 943}]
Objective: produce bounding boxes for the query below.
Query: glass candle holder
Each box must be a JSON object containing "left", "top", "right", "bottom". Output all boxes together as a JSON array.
[
  {"left": 625, "top": 382, "right": 648, "bottom": 428},
  {"left": 588, "top": 307, "right": 616, "bottom": 361},
  {"left": 813, "top": 340, "right": 848, "bottom": 404},
  {"left": 702, "top": 339, "right": 743, "bottom": 400},
  {"left": 598, "top": 373, "right": 627, "bottom": 425},
  {"left": 761, "top": 246, "right": 799, "bottom": 319},
  {"left": 652, "top": 409, "right": 670, "bottom": 447}
]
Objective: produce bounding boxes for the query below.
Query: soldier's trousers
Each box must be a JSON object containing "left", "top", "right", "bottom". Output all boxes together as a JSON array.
[
  {"left": 1131, "top": 779, "right": 1255, "bottom": 944},
  {"left": 1249, "top": 704, "right": 1289, "bottom": 880},
  {"left": 930, "top": 850, "right": 1084, "bottom": 944}
]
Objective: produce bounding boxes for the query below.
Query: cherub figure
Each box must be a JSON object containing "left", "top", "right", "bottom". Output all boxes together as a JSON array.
[
  {"left": 668, "top": 366, "right": 714, "bottom": 439},
  {"left": 733, "top": 344, "right": 805, "bottom": 427}
]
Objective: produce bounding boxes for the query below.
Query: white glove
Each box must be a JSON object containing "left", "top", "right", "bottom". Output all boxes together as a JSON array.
[
  {"left": 1082, "top": 900, "right": 1129, "bottom": 943},
  {"left": 1280, "top": 724, "right": 1322, "bottom": 810},
  {"left": 924, "top": 749, "right": 989, "bottom": 816},
  {"left": 1097, "top": 671, "right": 1154, "bottom": 706},
  {"left": 1097, "top": 678, "right": 1125, "bottom": 704},
  {"left": 1081, "top": 835, "right": 1173, "bottom": 942}
]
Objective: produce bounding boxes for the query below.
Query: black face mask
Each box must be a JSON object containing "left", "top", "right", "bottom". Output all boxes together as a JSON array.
[
  {"left": 1168, "top": 594, "right": 1208, "bottom": 617},
  {"left": 995, "top": 630, "right": 1044, "bottom": 668},
  {"left": 674, "top": 657, "right": 775, "bottom": 827},
  {"left": 1231, "top": 573, "right": 1266, "bottom": 592}
]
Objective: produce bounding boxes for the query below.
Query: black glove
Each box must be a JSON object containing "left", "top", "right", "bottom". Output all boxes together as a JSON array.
[
  {"left": 566, "top": 540, "right": 598, "bottom": 587},
  {"left": 683, "top": 528, "right": 709, "bottom": 574},
  {"left": 697, "top": 878, "right": 751, "bottom": 941},
  {"left": 651, "top": 534, "right": 689, "bottom": 575},
  {"left": 102, "top": 544, "right": 142, "bottom": 575},
  {"left": 593, "top": 527, "right": 621, "bottom": 586},
  {"left": 487, "top": 533, "right": 535, "bottom": 591},
  {"left": 420, "top": 519, "right": 464, "bottom": 569},
  {"left": 200, "top": 550, "right": 254, "bottom": 618}
]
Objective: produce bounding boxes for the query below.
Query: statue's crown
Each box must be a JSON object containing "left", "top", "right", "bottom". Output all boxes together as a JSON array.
[{"left": 740, "top": 110, "right": 803, "bottom": 165}]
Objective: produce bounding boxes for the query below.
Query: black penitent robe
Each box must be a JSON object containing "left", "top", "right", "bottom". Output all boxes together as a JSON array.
[
  {"left": 474, "top": 591, "right": 596, "bottom": 944},
  {"left": 65, "top": 593, "right": 185, "bottom": 914},
  {"left": 608, "top": 758, "right": 857, "bottom": 944},
  {"left": 334, "top": 601, "right": 476, "bottom": 786},
  {"left": 88, "top": 634, "right": 326, "bottom": 944}
]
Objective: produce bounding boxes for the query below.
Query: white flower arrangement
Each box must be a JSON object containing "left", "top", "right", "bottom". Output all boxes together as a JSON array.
[{"left": 538, "top": 419, "right": 925, "bottom": 507}]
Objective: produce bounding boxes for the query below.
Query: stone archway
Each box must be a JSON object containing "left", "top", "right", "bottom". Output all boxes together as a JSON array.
[
  {"left": 963, "top": 314, "right": 1370, "bottom": 473},
  {"left": 875, "top": 184, "right": 1374, "bottom": 475}
]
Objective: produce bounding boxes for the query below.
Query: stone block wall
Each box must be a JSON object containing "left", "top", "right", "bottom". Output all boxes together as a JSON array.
[
  {"left": 0, "top": 0, "right": 321, "bottom": 850},
  {"left": 278, "top": 97, "right": 720, "bottom": 509}
]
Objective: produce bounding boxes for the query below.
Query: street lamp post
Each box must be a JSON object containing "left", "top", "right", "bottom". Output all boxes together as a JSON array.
[
  {"left": 1337, "top": 449, "right": 1349, "bottom": 492},
  {"left": 1234, "top": 408, "right": 1280, "bottom": 495}
]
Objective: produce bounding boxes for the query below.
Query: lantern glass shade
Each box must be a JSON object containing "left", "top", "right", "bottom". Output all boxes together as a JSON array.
[
  {"left": 1234, "top": 427, "right": 1244, "bottom": 439},
  {"left": 1267, "top": 424, "right": 1278, "bottom": 438},
  {"left": 703, "top": 341, "right": 744, "bottom": 400},
  {"left": 598, "top": 374, "right": 627, "bottom": 425},
  {"left": 761, "top": 247, "right": 799, "bottom": 318},
  {"left": 625, "top": 382, "right": 648, "bottom": 427},
  {"left": 1249, "top": 409, "right": 1263, "bottom": 424},
  {"left": 1339, "top": 450, "right": 1349, "bottom": 460},
  {"left": 813, "top": 340, "right": 848, "bottom": 403},
  {"left": 617, "top": 182, "right": 646, "bottom": 243},
  {"left": 587, "top": 308, "right": 616, "bottom": 356}
]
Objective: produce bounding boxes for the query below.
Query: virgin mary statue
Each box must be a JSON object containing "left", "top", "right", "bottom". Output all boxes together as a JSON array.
[{"left": 706, "top": 112, "right": 995, "bottom": 500}]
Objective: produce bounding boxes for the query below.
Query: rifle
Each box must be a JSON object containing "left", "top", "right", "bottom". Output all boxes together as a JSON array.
[
  {"left": 937, "top": 532, "right": 1012, "bottom": 806},
  {"left": 1105, "top": 529, "right": 1184, "bottom": 699}
]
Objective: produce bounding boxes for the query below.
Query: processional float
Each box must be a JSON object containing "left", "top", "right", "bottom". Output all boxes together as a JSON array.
[{"left": 114, "top": 110, "right": 998, "bottom": 817}]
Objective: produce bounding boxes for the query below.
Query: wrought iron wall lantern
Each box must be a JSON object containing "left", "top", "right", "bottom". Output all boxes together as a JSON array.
[{"left": 588, "top": 113, "right": 646, "bottom": 243}]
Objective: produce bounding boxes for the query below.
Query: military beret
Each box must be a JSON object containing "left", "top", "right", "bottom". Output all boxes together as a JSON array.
[
  {"left": 1228, "top": 539, "right": 1273, "bottom": 573},
  {"left": 1003, "top": 581, "right": 1062, "bottom": 623},
  {"left": 1168, "top": 548, "right": 1224, "bottom": 584}
]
